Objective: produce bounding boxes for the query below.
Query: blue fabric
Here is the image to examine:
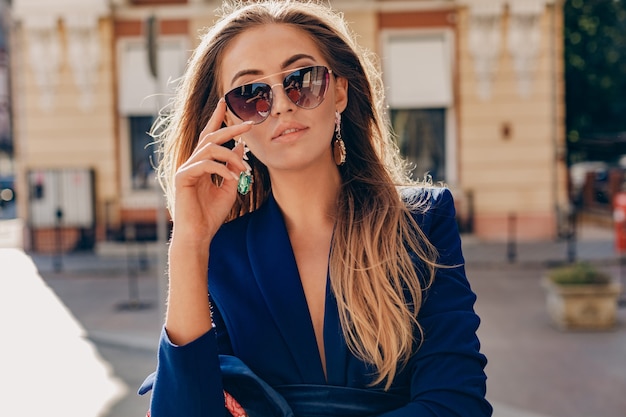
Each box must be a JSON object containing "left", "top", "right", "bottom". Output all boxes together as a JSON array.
[
  {"left": 140, "top": 187, "right": 492, "bottom": 416},
  {"left": 140, "top": 355, "right": 407, "bottom": 417}
]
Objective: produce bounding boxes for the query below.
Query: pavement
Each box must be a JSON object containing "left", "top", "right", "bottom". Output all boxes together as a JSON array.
[{"left": 1, "top": 219, "right": 625, "bottom": 417}]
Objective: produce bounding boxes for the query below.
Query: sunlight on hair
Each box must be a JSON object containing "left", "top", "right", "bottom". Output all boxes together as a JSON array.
[{"left": 0, "top": 249, "right": 126, "bottom": 416}]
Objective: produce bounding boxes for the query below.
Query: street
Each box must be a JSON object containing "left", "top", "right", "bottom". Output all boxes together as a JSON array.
[
  {"left": 2, "top": 236, "right": 625, "bottom": 417},
  {"left": 470, "top": 264, "right": 626, "bottom": 417}
]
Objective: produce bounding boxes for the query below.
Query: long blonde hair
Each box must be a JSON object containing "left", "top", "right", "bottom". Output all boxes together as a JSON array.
[{"left": 155, "top": 0, "right": 438, "bottom": 389}]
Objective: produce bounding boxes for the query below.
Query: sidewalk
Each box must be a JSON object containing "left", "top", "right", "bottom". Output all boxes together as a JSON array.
[
  {"left": 461, "top": 222, "right": 618, "bottom": 267},
  {"left": 31, "top": 248, "right": 164, "bottom": 353},
  {"left": 7, "top": 220, "right": 626, "bottom": 417}
]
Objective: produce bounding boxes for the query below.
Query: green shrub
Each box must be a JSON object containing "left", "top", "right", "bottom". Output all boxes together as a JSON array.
[{"left": 547, "top": 262, "right": 611, "bottom": 285}]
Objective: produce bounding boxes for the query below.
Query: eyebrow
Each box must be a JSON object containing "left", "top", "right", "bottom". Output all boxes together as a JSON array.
[{"left": 229, "top": 54, "right": 317, "bottom": 86}]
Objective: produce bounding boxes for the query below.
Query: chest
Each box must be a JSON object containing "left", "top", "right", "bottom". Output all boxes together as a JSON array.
[
  {"left": 289, "top": 231, "right": 331, "bottom": 329},
  {"left": 289, "top": 229, "right": 332, "bottom": 378}
]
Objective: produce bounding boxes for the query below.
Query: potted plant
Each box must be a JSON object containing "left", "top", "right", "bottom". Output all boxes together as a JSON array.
[{"left": 543, "top": 262, "right": 622, "bottom": 330}]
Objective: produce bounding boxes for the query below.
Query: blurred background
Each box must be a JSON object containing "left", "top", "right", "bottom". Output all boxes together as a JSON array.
[
  {"left": 0, "top": 0, "right": 624, "bottom": 416},
  {"left": 0, "top": 0, "right": 623, "bottom": 247}
]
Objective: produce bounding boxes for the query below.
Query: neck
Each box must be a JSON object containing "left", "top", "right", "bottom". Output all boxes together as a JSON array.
[{"left": 270, "top": 162, "right": 341, "bottom": 232}]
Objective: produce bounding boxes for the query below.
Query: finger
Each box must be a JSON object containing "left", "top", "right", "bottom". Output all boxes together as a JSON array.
[
  {"left": 198, "top": 100, "right": 253, "bottom": 147},
  {"left": 195, "top": 123, "right": 253, "bottom": 153},
  {"left": 196, "top": 121, "right": 254, "bottom": 150},
  {"left": 199, "top": 98, "right": 227, "bottom": 142},
  {"left": 186, "top": 140, "right": 249, "bottom": 174},
  {"left": 176, "top": 159, "right": 240, "bottom": 186}
]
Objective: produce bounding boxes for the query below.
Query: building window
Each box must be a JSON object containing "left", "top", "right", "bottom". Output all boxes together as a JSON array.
[
  {"left": 391, "top": 108, "right": 446, "bottom": 182},
  {"left": 382, "top": 30, "right": 454, "bottom": 183},
  {"left": 129, "top": 115, "right": 157, "bottom": 189}
]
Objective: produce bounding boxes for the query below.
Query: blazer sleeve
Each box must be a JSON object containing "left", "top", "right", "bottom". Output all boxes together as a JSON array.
[
  {"left": 148, "top": 327, "right": 228, "bottom": 417},
  {"left": 377, "top": 188, "right": 492, "bottom": 417},
  {"left": 144, "top": 254, "right": 234, "bottom": 416}
]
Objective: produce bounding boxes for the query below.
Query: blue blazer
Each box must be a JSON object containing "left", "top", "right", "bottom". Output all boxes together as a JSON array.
[{"left": 142, "top": 187, "right": 492, "bottom": 416}]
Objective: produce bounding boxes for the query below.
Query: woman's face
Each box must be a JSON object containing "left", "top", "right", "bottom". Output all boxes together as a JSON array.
[{"left": 220, "top": 23, "right": 348, "bottom": 173}]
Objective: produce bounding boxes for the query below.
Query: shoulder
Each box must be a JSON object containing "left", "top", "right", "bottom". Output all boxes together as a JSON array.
[
  {"left": 399, "top": 186, "right": 456, "bottom": 227},
  {"left": 401, "top": 186, "right": 463, "bottom": 266},
  {"left": 400, "top": 185, "right": 454, "bottom": 207}
]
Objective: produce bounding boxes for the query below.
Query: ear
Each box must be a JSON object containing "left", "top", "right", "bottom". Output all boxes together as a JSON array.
[{"left": 334, "top": 76, "right": 348, "bottom": 113}]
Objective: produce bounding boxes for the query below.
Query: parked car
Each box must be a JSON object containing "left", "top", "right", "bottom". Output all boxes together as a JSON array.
[{"left": 569, "top": 161, "right": 608, "bottom": 206}]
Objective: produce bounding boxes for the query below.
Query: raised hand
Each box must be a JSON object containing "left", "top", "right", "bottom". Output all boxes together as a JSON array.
[
  {"left": 165, "top": 99, "right": 253, "bottom": 345},
  {"left": 171, "top": 99, "right": 253, "bottom": 247}
]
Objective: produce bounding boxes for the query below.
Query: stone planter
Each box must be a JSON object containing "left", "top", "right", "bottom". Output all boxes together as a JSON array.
[{"left": 543, "top": 279, "right": 622, "bottom": 330}]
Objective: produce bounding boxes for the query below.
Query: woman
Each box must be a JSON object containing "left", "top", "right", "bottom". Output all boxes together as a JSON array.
[{"left": 140, "top": 1, "right": 491, "bottom": 416}]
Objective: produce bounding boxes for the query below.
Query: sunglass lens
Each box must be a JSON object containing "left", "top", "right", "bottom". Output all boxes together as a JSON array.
[
  {"left": 225, "top": 83, "right": 271, "bottom": 123},
  {"left": 284, "top": 66, "right": 329, "bottom": 109}
]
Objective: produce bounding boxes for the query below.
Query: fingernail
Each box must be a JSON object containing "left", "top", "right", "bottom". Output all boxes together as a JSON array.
[
  {"left": 230, "top": 171, "right": 239, "bottom": 181},
  {"left": 236, "top": 137, "right": 242, "bottom": 145},
  {"left": 218, "top": 97, "right": 225, "bottom": 104},
  {"left": 242, "top": 120, "right": 255, "bottom": 125}
]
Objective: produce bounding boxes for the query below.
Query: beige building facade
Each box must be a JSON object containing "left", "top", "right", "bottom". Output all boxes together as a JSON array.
[{"left": 10, "top": 0, "right": 567, "bottom": 252}]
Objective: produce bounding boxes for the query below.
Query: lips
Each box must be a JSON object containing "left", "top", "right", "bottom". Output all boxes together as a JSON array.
[
  {"left": 279, "top": 128, "right": 300, "bottom": 136},
  {"left": 271, "top": 123, "right": 308, "bottom": 140}
]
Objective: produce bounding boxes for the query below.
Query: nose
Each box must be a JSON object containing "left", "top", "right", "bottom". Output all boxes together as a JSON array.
[{"left": 269, "top": 83, "right": 295, "bottom": 117}]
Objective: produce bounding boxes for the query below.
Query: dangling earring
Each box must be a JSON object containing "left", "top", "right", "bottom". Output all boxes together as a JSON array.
[
  {"left": 237, "top": 138, "right": 253, "bottom": 195},
  {"left": 333, "top": 111, "right": 346, "bottom": 166},
  {"left": 237, "top": 171, "right": 253, "bottom": 195}
]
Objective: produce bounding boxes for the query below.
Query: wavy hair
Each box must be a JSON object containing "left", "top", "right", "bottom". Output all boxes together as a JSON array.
[{"left": 154, "top": 0, "right": 438, "bottom": 389}]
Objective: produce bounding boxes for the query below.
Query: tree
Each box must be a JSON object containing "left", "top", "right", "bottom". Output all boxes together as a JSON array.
[{"left": 564, "top": 0, "right": 626, "bottom": 162}]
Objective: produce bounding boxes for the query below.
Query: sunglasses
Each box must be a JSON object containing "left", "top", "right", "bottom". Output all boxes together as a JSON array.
[{"left": 224, "top": 65, "right": 332, "bottom": 124}]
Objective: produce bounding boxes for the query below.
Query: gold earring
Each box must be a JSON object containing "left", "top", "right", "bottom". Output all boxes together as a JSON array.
[{"left": 333, "top": 111, "right": 346, "bottom": 166}]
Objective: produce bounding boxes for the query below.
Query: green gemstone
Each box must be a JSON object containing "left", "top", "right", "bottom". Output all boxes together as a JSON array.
[{"left": 237, "top": 171, "right": 253, "bottom": 195}]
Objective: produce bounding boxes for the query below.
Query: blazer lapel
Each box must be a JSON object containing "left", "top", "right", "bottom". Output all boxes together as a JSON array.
[{"left": 247, "top": 194, "right": 326, "bottom": 383}]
